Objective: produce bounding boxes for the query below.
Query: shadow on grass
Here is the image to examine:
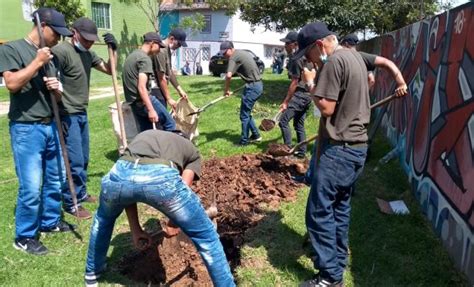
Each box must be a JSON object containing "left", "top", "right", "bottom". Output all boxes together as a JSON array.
[{"left": 243, "top": 209, "right": 314, "bottom": 282}]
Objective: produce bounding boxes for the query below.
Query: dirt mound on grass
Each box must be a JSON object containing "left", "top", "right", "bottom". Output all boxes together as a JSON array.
[{"left": 117, "top": 154, "right": 308, "bottom": 285}]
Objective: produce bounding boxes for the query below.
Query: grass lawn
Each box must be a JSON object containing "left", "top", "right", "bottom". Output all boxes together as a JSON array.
[
  {"left": 0, "top": 87, "right": 8, "bottom": 102},
  {"left": 0, "top": 71, "right": 468, "bottom": 286}
]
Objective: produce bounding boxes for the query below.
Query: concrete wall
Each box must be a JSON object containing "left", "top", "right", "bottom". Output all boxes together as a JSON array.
[{"left": 360, "top": 3, "right": 474, "bottom": 283}]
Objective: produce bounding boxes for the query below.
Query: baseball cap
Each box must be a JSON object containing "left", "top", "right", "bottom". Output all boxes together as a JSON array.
[
  {"left": 293, "top": 22, "right": 336, "bottom": 60},
  {"left": 280, "top": 31, "right": 298, "bottom": 43},
  {"left": 169, "top": 28, "right": 187, "bottom": 47},
  {"left": 72, "top": 17, "right": 99, "bottom": 41},
  {"left": 32, "top": 8, "right": 72, "bottom": 37},
  {"left": 341, "top": 33, "right": 359, "bottom": 46},
  {"left": 143, "top": 32, "right": 165, "bottom": 47},
  {"left": 219, "top": 41, "right": 234, "bottom": 53}
]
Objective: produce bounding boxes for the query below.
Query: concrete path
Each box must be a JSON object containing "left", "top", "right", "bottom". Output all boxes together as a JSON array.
[{"left": 0, "top": 86, "right": 122, "bottom": 116}]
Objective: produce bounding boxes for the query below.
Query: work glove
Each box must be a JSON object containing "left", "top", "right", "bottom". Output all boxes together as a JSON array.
[{"left": 103, "top": 33, "right": 117, "bottom": 50}]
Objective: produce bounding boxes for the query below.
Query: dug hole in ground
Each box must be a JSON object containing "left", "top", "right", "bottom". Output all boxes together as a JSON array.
[{"left": 116, "top": 153, "right": 308, "bottom": 285}]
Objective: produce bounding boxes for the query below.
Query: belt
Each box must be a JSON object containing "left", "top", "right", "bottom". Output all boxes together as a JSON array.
[
  {"left": 19, "top": 117, "right": 53, "bottom": 124},
  {"left": 328, "top": 139, "right": 368, "bottom": 148},
  {"left": 120, "top": 154, "right": 178, "bottom": 169}
]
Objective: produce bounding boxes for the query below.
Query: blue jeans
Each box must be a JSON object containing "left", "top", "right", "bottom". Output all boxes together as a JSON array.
[
  {"left": 239, "top": 81, "right": 262, "bottom": 144},
  {"left": 132, "top": 96, "right": 176, "bottom": 132},
  {"left": 85, "top": 160, "right": 235, "bottom": 287},
  {"left": 305, "top": 143, "right": 367, "bottom": 282},
  {"left": 278, "top": 91, "right": 312, "bottom": 153},
  {"left": 61, "top": 113, "right": 90, "bottom": 211},
  {"left": 9, "top": 121, "right": 65, "bottom": 239}
]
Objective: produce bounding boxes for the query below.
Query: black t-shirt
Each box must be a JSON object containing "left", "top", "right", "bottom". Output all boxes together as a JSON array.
[{"left": 288, "top": 55, "right": 314, "bottom": 91}]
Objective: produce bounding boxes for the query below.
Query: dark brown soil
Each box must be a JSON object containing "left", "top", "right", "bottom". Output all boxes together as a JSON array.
[
  {"left": 267, "top": 143, "right": 292, "bottom": 157},
  {"left": 117, "top": 154, "right": 307, "bottom": 286}
]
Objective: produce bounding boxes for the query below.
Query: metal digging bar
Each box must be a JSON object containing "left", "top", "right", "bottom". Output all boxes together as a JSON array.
[{"left": 35, "top": 13, "right": 82, "bottom": 238}]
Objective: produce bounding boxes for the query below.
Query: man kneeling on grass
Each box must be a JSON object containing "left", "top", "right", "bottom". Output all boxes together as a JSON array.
[{"left": 84, "top": 129, "right": 235, "bottom": 287}]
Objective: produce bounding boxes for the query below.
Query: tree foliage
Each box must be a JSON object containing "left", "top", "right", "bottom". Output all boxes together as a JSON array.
[
  {"left": 207, "top": 0, "right": 452, "bottom": 36},
  {"left": 33, "top": 0, "right": 86, "bottom": 26}
]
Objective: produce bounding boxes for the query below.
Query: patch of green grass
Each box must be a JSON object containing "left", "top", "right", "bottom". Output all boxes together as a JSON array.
[
  {"left": 236, "top": 133, "right": 469, "bottom": 286},
  {"left": 0, "top": 71, "right": 468, "bottom": 286},
  {"left": 0, "top": 87, "right": 8, "bottom": 102}
]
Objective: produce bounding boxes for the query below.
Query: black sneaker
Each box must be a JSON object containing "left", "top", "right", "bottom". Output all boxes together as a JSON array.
[
  {"left": 300, "top": 274, "right": 343, "bottom": 287},
  {"left": 249, "top": 135, "right": 262, "bottom": 143},
  {"left": 13, "top": 238, "right": 48, "bottom": 255},
  {"left": 40, "top": 221, "right": 76, "bottom": 233},
  {"left": 294, "top": 151, "right": 306, "bottom": 159}
]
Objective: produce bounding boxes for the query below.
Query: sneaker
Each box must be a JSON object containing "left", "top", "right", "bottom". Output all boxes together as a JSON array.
[
  {"left": 41, "top": 221, "right": 76, "bottom": 233},
  {"left": 66, "top": 206, "right": 92, "bottom": 219},
  {"left": 300, "top": 274, "right": 343, "bottom": 287},
  {"left": 82, "top": 195, "right": 97, "bottom": 203},
  {"left": 13, "top": 238, "right": 48, "bottom": 255},
  {"left": 249, "top": 135, "right": 262, "bottom": 143},
  {"left": 294, "top": 151, "right": 306, "bottom": 159}
]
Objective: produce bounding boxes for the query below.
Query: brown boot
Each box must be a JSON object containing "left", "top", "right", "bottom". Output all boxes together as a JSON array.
[
  {"left": 83, "top": 195, "right": 97, "bottom": 203},
  {"left": 67, "top": 206, "right": 92, "bottom": 220}
]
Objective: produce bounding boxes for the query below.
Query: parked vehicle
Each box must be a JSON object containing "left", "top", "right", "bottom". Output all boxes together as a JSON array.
[{"left": 209, "top": 49, "right": 265, "bottom": 76}]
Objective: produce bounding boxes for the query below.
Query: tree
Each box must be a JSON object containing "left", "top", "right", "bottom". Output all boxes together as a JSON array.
[
  {"left": 33, "top": 0, "right": 86, "bottom": 25},
  {"left": 207, "top": 0, "right": 452, "bottom": 36}
]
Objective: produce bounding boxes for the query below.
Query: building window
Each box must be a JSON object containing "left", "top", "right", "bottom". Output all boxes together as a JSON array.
[
  {"left": 183, "top": 48, "right": 197, "bottom": 62},
  {"left": 264, "top": 45, "right": 281, "bottom": 59},
  {"left": 201, "top": 15, "right": 211, "bottom": 34},
  {"left": 91, "top": 2, "right": 111, "bottom": 30},
  {"left": 200, "top": 45, "right": 210, "bottom": 61}
]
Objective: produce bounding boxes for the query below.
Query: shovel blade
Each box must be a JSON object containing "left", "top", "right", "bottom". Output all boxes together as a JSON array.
[{"left": 259, "top": 119, "right": 276, "bottom": 131}]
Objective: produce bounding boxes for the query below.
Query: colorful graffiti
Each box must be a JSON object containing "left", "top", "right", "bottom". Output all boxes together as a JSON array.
[{"left": 364, "top": 3, "right": 474, "bottom": 282}]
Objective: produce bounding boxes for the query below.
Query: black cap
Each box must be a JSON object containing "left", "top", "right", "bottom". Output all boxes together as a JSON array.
[
  {"left": 32, "top": 8, "right": 72, "bottom": 37},
  {"left": 293, "top": 22, "right": 336, "bottom": 60},
  {"left": 280, "top": 31, "right": 298, "bottom": 43},
  {"left": 219, "top": 41, "right": 234, "bottom": 53},
  {"left": 341, "top": 33, "right": 359, "bottom": 46},
  {"left": 143, "top": 32, "right": 165, "bottom": 47},
  {"left": 72, "top": 17, "right": 99, "bottom": 41},
  {"left": 169, "top": 28, "right": 187, "bottom": 47}
]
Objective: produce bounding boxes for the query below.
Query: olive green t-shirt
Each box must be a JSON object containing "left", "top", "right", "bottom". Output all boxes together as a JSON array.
[
  {"left": 122, "top": 49, "right": 153, "bottom": 103},
  {"left": 152, "top": 45, "right": 172, "bottom": 78},
  {"left": 53, "top": 42, "right": 103, "bottom": 114},
  {"left": 123, "top": 129, "right": 202, "bottom": 179},
  {"left": 314, "top": 49, "right": 370, "bottom": 142},
  {"left": 0, "top": 39, "right": 58, "bottom": 122},
  {"left": 227, "top": 49, "right": 261, "bottom": 82},
  {"left": 288, "top": 55, "right": 314, "bottom": 91}
]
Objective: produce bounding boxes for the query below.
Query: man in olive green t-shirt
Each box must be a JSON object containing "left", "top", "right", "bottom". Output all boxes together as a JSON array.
[
  {"left": 53, "top": 17, "right": 118, "bottom": 219},
  {"left": 221, "top": 41, "right": 263, "bottom": 146},
  {"left": 151, "top": 28, "right": 189, "bottom": 110},
  {"left": 122, "top": 32, "right": 176, "bottom": 132},
  {"left": 0, "top": 8, "right": 75, "bottom": 256}
]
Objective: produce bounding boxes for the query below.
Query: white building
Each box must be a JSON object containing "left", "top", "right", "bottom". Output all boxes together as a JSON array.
[{"left": 159, "top": 1, "right": 289, "bottom": 75}]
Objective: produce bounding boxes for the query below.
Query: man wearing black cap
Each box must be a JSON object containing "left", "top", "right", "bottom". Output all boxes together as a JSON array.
[
  {"left": 123, "top": 32, "right": 176, "bottom": 132},
  {"left": 52, "top": 17, "right": 118, "bottom": 219},
  {"left": 221, "top": 41, "right": 263, "bottom": 146},
  {"left": 151, "top": 28, "right": 189, "bottom": 111},
  {"left": 340, "top": 33, "right": 359, "bottom": 48},
  {"left": 278, "top": 31, "right": 315, "bottom": 158},
  {"left": 294, "top": 22, "right": 408, "bottom": 287},
  {"left": 0, "top": 7, "right": 75, "bottom": 255}
]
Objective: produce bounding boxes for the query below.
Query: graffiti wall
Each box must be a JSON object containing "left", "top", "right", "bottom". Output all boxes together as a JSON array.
[{"left": 362, "top": 2, "right": 474, "bottom": 282}]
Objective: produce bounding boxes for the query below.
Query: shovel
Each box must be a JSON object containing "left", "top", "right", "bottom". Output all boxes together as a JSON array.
[
  {"left": 187, "top": 85, "right": 245, "bottom": 116},
  {"left": 259, "top": 110, "right": 282, "bottom": 131},
  {"left": 268, "top": 133, "right": 319, "bottom": 157}
]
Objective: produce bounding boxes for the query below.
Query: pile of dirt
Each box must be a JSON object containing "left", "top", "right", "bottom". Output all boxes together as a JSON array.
[{"left": 117, "top": 154, "right": 308, "bottom": 285}]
